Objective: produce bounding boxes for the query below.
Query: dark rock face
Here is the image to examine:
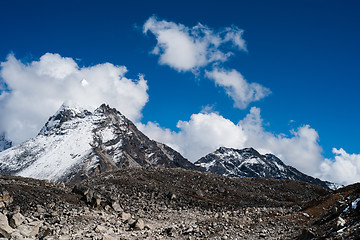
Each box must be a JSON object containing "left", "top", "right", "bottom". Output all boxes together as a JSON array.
[
  {"left": 195, "top": 147, "right": 335, "bottom": 189},
  {"left": 0, "top": 104, "right": 198, "bottom": 182},
  {"left": 0, "top": 133, "right": 12, "bottom": 152}
]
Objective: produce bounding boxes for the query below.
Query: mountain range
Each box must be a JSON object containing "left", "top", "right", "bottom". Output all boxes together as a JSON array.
[{"left": 0, "top": 104, "right": 336, "bottom": 189}]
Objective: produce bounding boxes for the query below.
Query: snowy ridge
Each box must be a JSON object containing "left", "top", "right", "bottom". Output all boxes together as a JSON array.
[
  {"left": 0, "top": 104, "right": 197, "bottom": 182},
  {"left": 195, "top": 147, "right": 337, "bottom": 189}
]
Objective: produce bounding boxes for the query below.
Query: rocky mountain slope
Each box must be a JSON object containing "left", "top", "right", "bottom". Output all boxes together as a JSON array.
[
  {"left": 195, "top": 147, "right": 337, "bottom": 189},
  {"left": 0, "top": 104, "right": 197, "bottom": 182},
  {"left": 0, "top": 133, "right": 12, "bottom": 152},
  {"left": 0, "top": 168, "right": 358, "bottom": 239}
]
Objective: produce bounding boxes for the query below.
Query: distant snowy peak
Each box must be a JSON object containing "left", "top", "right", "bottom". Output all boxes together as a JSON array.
[
  {"left": 195, "top": 147, "right": 336, "bottom": 189},
  {"left": 196, "top": 147, "right": 287, "bottom": 178},
  {"left": 0, "top": 133, "right": 12, "bottom": 152},
  {"left": 0, "top": 104, "right": 197, "bottom": 182}
]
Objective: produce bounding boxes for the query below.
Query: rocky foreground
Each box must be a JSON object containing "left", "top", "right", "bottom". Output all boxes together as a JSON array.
[{"left": 0, "top": 167, "right": 359, "bottom": 239}]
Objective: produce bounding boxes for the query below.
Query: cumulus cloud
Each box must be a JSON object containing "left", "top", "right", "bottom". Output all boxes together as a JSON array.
[
  {"left": 320, "top": 148, "right": 360, "bottom": 185},
  {"left": 206, "top": 68, "right": 271, "bottom": 109},
  {"left": 143, "top": 17, "right": 268, "bottom": 109},
  {"left": 0, "top": 53, "right": 148, "bottom": 145},
  {"left": 240, "top": 107, "right": 323, "bottom": 175},
  {"left": 139, "top": 107, "right": 324, "bottom": 177},
  {"left": 143, "top": 16, "right": 246, "bottom": 72},
  {"left": 138, "top": 111, "right": 247, "bottom": 161}
]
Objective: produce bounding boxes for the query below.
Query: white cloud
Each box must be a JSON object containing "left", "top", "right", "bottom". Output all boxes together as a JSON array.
[
  {"left": 137, "top": 121, "right": 183, "bottom": 153},
  {"left": 206, "top": 68, "right": 271, "bottom": 109},
  {"left": 138, "top": 111, "right": 247, "bottom": 161},
  {"left": 0, "top": 53, "right": 148, "bottom": 145},
  {"left": 143, "top": 16, "right": 246, "bottom": 72},
  {"left": 144, "top": 17, "right": 268, "bottom": 109},
  {"left": 320, "top": 148, "right": 360, "bottom": 185},
  {"left": 240, "top": 107, "right": 323, "bottom": 175},
  {"left": 139, "top": 107, "right": 323, "bottom": 176}
]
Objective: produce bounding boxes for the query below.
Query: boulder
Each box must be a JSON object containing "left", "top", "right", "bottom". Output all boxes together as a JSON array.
[
  {"left": 111, "top": 201, "right": 123, "bottom": 212},
  {"left": 121, "top": 212, "right": 131, "bottom": 222},
  {"left": 17, "top": 220, "right": 42, "bottom": 237},
  {"left": 72, "top": 185, "right": 102, "bottom": 209},
  {"left": 8, "top": 230, "right": 25, "bottom": 240},
  {"left": 0, "top": 190, "right": 13, "bottom": 208},
  {"left": 0, "top": 213, "right": 13, "bottom": 238},
  {"left": 10, "top": 213, "right": 25, "bottom": 228},
  {"left": 95, "top": 225, "right": 107, "bottom": 233},
  {"left": 130, "top": 219, "right": 144, "bottom": 230}
]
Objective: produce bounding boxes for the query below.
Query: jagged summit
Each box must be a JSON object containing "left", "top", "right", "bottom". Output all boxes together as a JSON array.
[
  {"left": 39, "top": 103, "right": 93, "bottom": 135},
  {"left": 217, "top": 147, "right": 261, "bottom": 158},
  {"left": 195, "top": 146, "right": 336, "bottom": 189},
  {"left": 0, "top": 104, "right": 197, "bottom": 182}
]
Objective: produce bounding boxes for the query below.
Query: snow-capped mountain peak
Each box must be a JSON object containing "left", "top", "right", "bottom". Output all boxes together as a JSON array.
[
  {"left": 195, "top": 146, "right": 337, "bottom": 189},
  {"left": 0, "top": 104, "right": 197, "bottom": 182}
]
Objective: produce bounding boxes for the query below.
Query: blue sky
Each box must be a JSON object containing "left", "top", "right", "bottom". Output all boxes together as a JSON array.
[{"left": 1, "top": 0, "right": 359, "bottom": 184}]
